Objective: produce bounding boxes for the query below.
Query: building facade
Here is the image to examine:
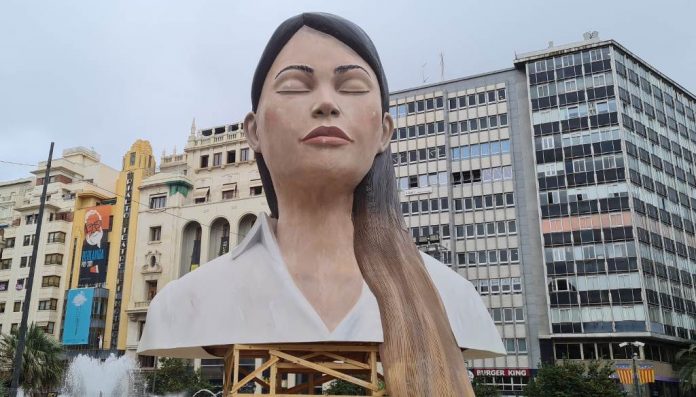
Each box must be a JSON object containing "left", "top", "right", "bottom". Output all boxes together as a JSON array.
[
  {"left": 387, "top": 33, "right": 696, "bottom": 395},
  {"left": 514, "top": 34, "right": 696, "bottom": 395},
  {"left": 62, "top": 140, "right": 155, "bottom": 358},
  {"left": 387, "top": 68, "right": 543, "bottom": 394},
  {"left": 125, "top": 121, "right": 268, "bottom": 381},
  {"left": 0, "top": 147, "right": 119, "bottom": 340}
]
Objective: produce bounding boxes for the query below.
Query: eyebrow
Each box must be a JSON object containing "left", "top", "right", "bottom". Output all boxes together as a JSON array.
[
  {"left": 334, "top": 64, "right": 370, "bottom": 77},
  {"left": 275, "top": 65, "right": 314, "bottom": 79},
  {"left": 274, "top": 64, "right": 370, "bottom": 79}
]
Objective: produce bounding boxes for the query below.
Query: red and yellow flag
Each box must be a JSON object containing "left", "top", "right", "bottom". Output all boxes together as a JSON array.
[
  {"left": 615, "top": 365, "right": 655, "bottom": 384},
  {"left": 638, "top": 366, "right": 655, "bottom": 384}
]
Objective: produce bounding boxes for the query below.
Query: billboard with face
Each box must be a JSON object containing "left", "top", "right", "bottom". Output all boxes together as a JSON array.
[{"left": 78, "top": 205, "right": 111, "bottom": 287}]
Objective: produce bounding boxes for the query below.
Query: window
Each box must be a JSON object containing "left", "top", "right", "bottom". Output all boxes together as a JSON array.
[
  {"left": 41, "top": 276, "right": 60, "bottom": 288},
  {"left": 47, "top": 231, "right": 65, "bottom": 244},
  {"left": 3, "top": 238, "right": 14, "bottom": 248},
  {"left": 13, "top": 301, "right": 22, "bottom": 312},
  {"left": 595, "top": 101, "right": 609, "bottom": 114},
  {"left": 250, "top": 186, "right": 263, "bottom": 196},
  {"left": 0, "top": 302, "right": 4, "bottom": 313},
  {"left": 0, "top": 259, "right": 10, "bottom": 270},
  {"left": 23, "top": 234, "right": 35, "bottom": 246},
  {"left": 542, "top": 136, "right": 554, "bottom": 150},
  {"left": 499, "top": 113, "right": 508, "bottom": 126},
  {"left": 592, "top": 74, "right": 606, "bottom": 87},
  {"left": 19, "top": 256, "right": 31, "bottom": 268},
  {"left": 200, "top": 154, "right": 209, "bottom": 168},
  {"left": 146, "top": 280, "right": 158, "bottom": 301},
  {"left": 227, "top": 150, "right": 236, "bottom": 164},
  {"left": 505, "top": 338, "right": 516, "bottom": 353},
  {"left": 44, "top": 254, "right": 63, "bottom": 265},
  {"left": 149, "top": 226, "right": 161, "bottom": 242},
  {"left": 38, "top": 299, "right": 58, "bottom": 311},
  {"left": 512, "top": 277, "right": 522, "bottom": 292},
  {"left": 212, "top": 152, "right": 222, "bottom": 166},
  {"left": 149, "top": 195, "right": 166, "bottom": 209},
  {"left": 565, "top": 79, "right": 577, "bottom": 92},
  {"left": 518, "top": 338, "right": 527, "bottom": 353},
  {"left": 10, "top": 324, "right": 18, "bottom": 334},
  {"left": 222, "top": 187, "right": 237, "bottom": 200},
  {"left": 240, "top": 148, "right": 250, "bottom": 161},
  {"left": 0, "top": 281, "right": 7, "bottom": 292},
  {"left": 497, "top": 88, "right": 506, "bottom": 100}
]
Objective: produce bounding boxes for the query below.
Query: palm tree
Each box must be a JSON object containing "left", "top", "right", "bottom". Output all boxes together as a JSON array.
[
  {"left": 676, "top": 344, "right": 696, "bottom": 393},
  {"left": 0, "top": 324, "right": 65, "bottom": 396}
]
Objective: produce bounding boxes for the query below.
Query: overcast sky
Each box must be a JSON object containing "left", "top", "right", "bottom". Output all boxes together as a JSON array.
[{"left": 1, "top": 0, "right": 694, "bottom": 181}]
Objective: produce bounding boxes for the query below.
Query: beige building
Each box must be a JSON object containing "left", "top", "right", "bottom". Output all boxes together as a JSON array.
[
  {"left": 125, "top": 120, "right": 268, "bottom": 376},
  {"left": 0, "top": 147, "right": 118, "bottom": 338}
]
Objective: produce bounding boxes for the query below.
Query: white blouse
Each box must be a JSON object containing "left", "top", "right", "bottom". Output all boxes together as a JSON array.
[{"left": 138, "top": 213, "right": 505, "bottom": 359}]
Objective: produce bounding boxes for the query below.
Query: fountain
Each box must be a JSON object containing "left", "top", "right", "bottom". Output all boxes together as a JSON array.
[{"left": 62, "top": 354, "right": 139, "bottom": 396}]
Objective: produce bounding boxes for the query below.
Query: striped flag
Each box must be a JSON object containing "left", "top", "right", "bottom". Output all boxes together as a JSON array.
[
  {"left": 614, "top": 364, "right": 655, "bottom": 384},
  {"left": 638, "top": 365, "right": 655, "bottom": 384},
  {"left": 616, "top": 365, "right": 633, "bottom": 385}
]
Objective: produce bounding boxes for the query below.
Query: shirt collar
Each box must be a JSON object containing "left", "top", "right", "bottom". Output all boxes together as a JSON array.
[{"left": 230, "top": 212, "right": 276, "bottom": 260}]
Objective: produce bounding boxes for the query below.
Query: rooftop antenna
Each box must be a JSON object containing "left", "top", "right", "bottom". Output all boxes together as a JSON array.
[
  {"left": 421, "top": 62, "right": 429, "bottom": 84},
  {"left": 440, "top": 52, "right": 445, "bottom": 81}
]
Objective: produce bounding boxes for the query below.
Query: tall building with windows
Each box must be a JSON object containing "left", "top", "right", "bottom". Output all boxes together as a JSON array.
[
  {"left": 125, "top": 121, "right": 268, "bottom": 382},
  {"left": 388, "top": 33, "right": 696, "bottom": 395},
  {"left": 514, "top": 33, "right": 696, "bottom": 395},
  {"left": 388, "top": 68, "right": 545, "bottom": 394},
  {"left": 63, "top": 140, "right": 155, "bottom": 359},
  {"left": 0, "top": 147, "right": 119, "bottom": 340}
]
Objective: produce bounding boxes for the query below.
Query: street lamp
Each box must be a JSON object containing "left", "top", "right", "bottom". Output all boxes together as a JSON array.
[{"left": 619, "top": 341, "right": 645, "bottom": 397}]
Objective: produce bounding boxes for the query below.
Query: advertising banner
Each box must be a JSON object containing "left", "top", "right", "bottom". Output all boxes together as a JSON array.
[
  {"left": 78, "top": 205, "right": 111, "bottom": 286},
  {"left": 63, "top": 288, "right": 95, "bottom": 345}
]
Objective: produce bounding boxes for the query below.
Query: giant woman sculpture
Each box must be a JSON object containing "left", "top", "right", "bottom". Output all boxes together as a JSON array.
[{"left": 139, "top": 12, "right": 504, "bottom": 396}]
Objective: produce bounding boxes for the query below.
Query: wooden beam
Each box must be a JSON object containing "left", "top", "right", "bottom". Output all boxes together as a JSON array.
[
  {"left": 232, "top": 346, "right": 240, "bottom": 393},
  {"left": 235, "top": 343, "right": 379, "bottom": 352},
  {"left": 319, "top": 352, "right": 371, "bottom": 370},
  {"left": 238, "top": 366, "right": 270, "bottom": 389},
  {"left": 270, "top": 359, "right": 277, "bottom": 394},
  {"left": 230, "top": 356, "right": 279, "bottom": 394},
  {"left": 270, "top": 350, "right": 378, "bottom": 392},
  {"left": 276, "top": 362, "right": 367, "bottom": 371},
  {"left": 370, "top": 350, "right": 379, "bottom": 396}
]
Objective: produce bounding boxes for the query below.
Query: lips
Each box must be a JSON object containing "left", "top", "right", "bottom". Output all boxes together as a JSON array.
[{"left": 301, "top": 126, "right": 353, "bottom": 144}]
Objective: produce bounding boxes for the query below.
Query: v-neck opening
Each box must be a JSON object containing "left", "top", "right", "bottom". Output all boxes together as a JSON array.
[{"left": 261, "top": 214, "right": 369, "bottom": 336}]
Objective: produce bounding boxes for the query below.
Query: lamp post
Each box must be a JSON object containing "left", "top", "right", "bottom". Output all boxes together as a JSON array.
[{"left": 619, "top": 341, "right": 645, "bottom": 397}]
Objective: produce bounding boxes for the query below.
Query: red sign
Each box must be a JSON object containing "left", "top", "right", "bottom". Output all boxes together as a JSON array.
[{"left": 473, "top": 368, "right": 530, "bottom": 377}]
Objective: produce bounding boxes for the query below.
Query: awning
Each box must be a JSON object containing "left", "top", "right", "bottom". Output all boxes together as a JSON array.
[
  {"left": 192, "top": 187, "right": 210, "bottom": 199},
  {"left": 222, "top": 182, "right": 237, "bottom": 191},
  {"left": 249, "top": 180, "right": 263, "bottom": 188}
]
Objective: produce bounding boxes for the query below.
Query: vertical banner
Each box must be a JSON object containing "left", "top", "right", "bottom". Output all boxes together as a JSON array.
[
  {"left": 111, "top": 171, "right": 133, "bottom": 349},
  {"left": 78, "top": 205, "right": 111, "bottom": 286},
  {"left": 63, "top": 288, "right": 95, "bottom": 345}
]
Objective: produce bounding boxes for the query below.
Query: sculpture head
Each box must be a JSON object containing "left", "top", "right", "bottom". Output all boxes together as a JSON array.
[
  {"left": 245, "top": 13, "right": 394, "bottom": 214},
  {"left": 244, "top": 13, "right": 472, "bottom": 396}
]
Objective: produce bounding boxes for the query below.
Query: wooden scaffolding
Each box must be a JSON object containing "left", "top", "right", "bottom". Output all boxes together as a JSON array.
[{"left": 220, "top": 343, "right": 387, "bottom": 396}]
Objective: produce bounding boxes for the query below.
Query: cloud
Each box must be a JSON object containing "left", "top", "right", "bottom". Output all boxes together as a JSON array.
[{"left": 1, "top": 0, "right": 694, "bottom": 181}]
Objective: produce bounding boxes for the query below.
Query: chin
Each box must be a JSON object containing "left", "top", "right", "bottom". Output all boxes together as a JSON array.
[{"left": 290, "top": 159, "right": 368, "bottom": 188}]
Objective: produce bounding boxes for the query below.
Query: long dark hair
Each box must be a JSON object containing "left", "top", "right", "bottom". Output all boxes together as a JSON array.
[{"left": 251, "top": 13, "right": 471, "bottom": 396}]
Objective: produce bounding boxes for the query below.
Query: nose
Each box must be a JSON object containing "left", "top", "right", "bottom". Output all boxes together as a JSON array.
[{"left": 311, "top": 89, "right": 340, "bottom": 118}]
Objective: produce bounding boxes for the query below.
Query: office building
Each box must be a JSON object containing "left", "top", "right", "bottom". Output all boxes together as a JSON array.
[{"left": 514, "top": 32, "right": 696, "bottom": 395}]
